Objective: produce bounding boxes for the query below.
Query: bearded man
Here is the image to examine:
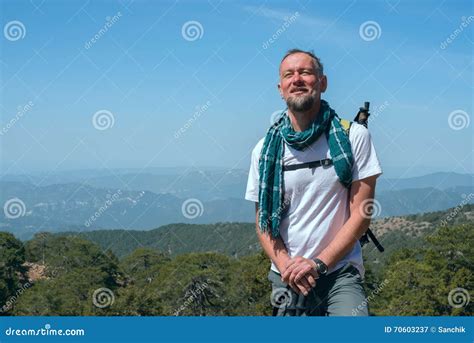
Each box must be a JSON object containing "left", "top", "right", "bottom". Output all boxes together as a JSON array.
[{"left": 245, "top": 49, "right": 382, "bottom": 316}]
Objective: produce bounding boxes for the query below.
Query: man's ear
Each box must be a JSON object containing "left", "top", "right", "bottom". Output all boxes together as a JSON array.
[
  {"left": 277, "top": 82, "right": 284, "bottom": 98},
  {"left": 320, "top": 75, "right": 328, "bottom": 93}
]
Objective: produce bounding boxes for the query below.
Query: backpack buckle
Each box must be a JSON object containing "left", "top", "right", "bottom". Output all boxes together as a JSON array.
[{"left": 322, "top": 159, "right": 332, "bottom": 167}]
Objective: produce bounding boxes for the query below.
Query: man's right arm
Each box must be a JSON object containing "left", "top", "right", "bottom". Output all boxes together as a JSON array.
[
  {"left": 254, "top": 203, "right": 315, "bottom": 295},
  {"left": 254, "top": 203, "right": 291, "bottom": 274}
]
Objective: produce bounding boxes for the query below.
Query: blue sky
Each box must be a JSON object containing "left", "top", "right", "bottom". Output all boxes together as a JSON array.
[{"left": 0, "top": 0, "right": 472, "bottom": 178}]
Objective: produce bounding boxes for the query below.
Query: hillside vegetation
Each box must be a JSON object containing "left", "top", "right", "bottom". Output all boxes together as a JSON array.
[{"left": 0, "top": 205, "right": 472, "bottom": 316}]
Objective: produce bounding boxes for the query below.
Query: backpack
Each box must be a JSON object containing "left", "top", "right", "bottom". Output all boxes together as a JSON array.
[{"left": 339, "top": 116, "right": 384, "bottom": 252}]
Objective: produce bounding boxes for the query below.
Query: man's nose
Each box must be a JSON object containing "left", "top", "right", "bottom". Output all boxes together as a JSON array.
[{"left": 291, "top": 72, "right": 304, "bottom": 84}]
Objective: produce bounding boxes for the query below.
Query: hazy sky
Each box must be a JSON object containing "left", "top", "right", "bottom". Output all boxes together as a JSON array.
[{"left": 1, "top": 0, "right": 472, "bottom": 178}]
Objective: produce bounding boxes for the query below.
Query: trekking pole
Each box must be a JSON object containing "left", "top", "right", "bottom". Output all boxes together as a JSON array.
[
  {"left": 354, "top": 101, "right": 370, "bottom": 127},
  {"left": 354, "top": 102, "right": 384, "bottom": 253}
]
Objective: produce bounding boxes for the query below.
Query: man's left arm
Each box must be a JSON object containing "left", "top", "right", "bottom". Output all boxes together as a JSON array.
[
  {"left": 282, "top": 175, "right": 377, "bottom": 287},
  {"left": 314, "top": 175, "right": 376, "bottom": 269}
]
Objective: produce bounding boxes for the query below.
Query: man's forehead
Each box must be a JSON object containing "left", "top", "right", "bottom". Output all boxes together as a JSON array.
[{"left": 280, "top": 53, "right": 314, "bottom": 71}]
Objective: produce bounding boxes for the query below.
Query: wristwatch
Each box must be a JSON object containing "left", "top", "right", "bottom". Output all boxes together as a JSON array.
[{"left": 312, "top": 258, "right": 328, "bottom": 276}]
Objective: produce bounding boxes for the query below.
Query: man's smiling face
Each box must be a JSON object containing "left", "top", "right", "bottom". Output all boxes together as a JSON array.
[{"left": 278, "top": 52, "right": 327, "bottom": 113}]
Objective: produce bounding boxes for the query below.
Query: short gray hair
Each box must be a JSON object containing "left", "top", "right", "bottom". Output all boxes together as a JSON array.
[{"left": 280, "top": 49, "right": 324, "bottom": 75}]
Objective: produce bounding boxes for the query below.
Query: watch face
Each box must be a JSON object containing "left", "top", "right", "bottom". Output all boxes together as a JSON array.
[
  {"left": 316, "top": 260, "right": 328, "bottom": 274},
  {"left": 322, "top": 264, "right": 328, "bottom": 274}
]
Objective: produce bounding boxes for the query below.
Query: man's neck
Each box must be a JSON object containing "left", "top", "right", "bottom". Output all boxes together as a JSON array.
[{"left": 287, "top": 100, "right": 321, "bottom": 132}]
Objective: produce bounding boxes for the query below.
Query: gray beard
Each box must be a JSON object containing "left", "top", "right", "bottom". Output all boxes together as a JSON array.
[{"left": 286, "top": 92, "right": 317, "bottom": 112}]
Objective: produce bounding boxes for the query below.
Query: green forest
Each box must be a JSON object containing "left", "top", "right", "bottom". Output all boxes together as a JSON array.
[{"left": 0, "top": 205, "right": 472, "bottom": 316}]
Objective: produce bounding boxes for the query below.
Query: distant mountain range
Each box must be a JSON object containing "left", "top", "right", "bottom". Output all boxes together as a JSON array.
[
  {"left": 0, "top": 181, "right": 254, "bottom": 240},
  {"left": 376, "top": 172, "right": 474, "bottom": 192},
  {"left": 0, "top": 167, "right": 247, "bottom": 201},
  {"left": 0, "top": 169, "right": 472, "bottom": 240},
  {"left": 3, "top": 169, "right": 472, "bottom": 199},
  {"left": 53, "top": 205, "right": 473, "bottom": 264}
]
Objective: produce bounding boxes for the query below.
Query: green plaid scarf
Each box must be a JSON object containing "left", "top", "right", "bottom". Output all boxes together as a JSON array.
[{"left": 258, "top": 99, "right": 353, "bottom": 237}]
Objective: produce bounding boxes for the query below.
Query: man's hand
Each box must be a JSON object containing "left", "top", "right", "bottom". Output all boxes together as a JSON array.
[{"left": 281, "top": 256, "right": 318, "bottom": 295}]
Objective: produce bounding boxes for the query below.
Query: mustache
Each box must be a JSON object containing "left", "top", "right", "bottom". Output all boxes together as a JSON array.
[
  {"left": 286, "top": 88, "right": 317, "bottom": 98},
  {"left": 290, "top": 87, "right": 308, "bottom": 93}
]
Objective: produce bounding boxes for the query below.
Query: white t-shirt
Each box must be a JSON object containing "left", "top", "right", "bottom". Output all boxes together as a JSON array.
[{"left": 245, "top": 122, "right": 382, "bottom": 278}]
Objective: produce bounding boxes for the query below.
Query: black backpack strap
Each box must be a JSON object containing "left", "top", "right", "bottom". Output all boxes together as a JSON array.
[{"left": 283, "top": 158, "right": 332, "bottom": 172}]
